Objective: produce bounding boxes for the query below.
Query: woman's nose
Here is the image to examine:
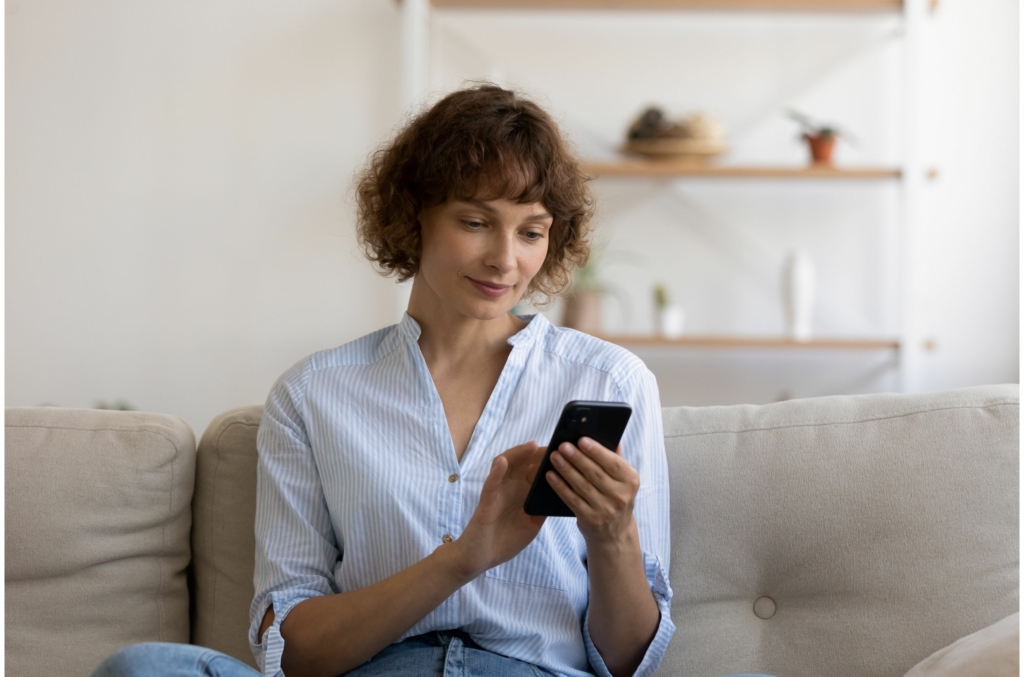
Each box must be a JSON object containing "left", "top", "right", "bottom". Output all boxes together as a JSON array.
[{"left": 485, "top": 234, "right": 517, "bottom": 271}]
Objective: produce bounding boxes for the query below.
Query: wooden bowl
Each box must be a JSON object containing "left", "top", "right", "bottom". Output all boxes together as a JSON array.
[{"left": 623, "top": 138, "right": 727, "bottom": 159}]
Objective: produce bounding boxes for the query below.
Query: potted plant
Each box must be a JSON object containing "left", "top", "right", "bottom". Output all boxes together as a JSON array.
[
  {"left": 561, "top": 259, "right": 605, "bottom": 335},
  {"left": 652, "top": 283, "right": 685, "bottom": 338},
  {"left": 786, "top": 109, "right": 855, "bottom": 166},
  {"left": 561, "top": 242, "right": 644, "bottom": 335}
]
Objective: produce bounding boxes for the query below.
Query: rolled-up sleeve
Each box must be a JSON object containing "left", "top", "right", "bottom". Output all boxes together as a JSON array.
[
  {"left": 248, "top": 359, "right": 341, "bottom": 676},
  {"left": 583, "top": 365, "right": 675, "bottom": 677}
]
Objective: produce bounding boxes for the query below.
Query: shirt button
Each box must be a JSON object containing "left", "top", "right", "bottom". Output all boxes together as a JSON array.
[
  {"left": 442, "top": 534, "right": 453, "bottom": 544},
  {"left": 448, "top": 474, "right": 459, "bottom": 483}
]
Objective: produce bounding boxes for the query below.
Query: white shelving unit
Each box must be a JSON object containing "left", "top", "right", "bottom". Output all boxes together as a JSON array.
[{"left": 397, "top": 0, "right": 930, "bottom": 392}]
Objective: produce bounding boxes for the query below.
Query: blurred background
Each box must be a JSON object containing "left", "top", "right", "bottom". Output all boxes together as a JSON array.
[{"left": 6, "top": 0, "right": 1019, "bottom": 437}]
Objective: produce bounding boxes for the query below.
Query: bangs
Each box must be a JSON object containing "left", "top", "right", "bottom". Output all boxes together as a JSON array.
[{"left": 452, "top": 156, "right": 547, "bottom": 206}]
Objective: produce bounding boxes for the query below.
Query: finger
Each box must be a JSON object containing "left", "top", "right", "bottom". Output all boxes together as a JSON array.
[
  {"left": 510, "top": 440, "right": 540, "bottom": 455},
  {"left": 503, "top": 441, "right": 540, "bottom": 480},
  {"left": 549, "top": 451, "right": 600, "bottom": 508},
  {"left": 558, "top": 442, "right": 616, "bottom": 494},
  {"left": 524, "top": 461, "right": 541, "bottom": 485},
  {"left": 503, "top": 441, "right": 540, "bottom": 466},
  {"left": 482, "top": 455, "right": 508, "bottom": 495},
  {"left": 577, "top": 437, "right": 631, "bottom": 482},
  {"left": 545, "top": 470, "right": 593, "bottom": 519},
  {"left": 487, "top": 443, "right": 533, "bottom": 484}
]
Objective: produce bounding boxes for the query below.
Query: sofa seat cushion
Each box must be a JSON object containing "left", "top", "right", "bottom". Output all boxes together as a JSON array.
[
  {"left": 5, "top": 407, "right": 195, "bottom": 676},
  {"left": 659, "top": 384, "right": 1019, "bottom": 677}
]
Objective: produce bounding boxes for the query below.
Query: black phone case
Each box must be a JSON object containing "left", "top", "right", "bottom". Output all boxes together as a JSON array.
[{"left": 523, "top": 400, "right": 633, "bottom": 517}]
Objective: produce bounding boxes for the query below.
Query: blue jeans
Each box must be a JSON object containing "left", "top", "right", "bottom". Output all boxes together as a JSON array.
[
  {"left": 91, "top": 631, "right": 778, "bottom": 676},
  {"left": 92, "top": 630, "right": 552, "bottom": 676}
]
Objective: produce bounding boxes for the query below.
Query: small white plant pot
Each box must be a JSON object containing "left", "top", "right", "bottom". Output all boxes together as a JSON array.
[{"left": 657, "top": 305, "right": 686, "bottom": 339}]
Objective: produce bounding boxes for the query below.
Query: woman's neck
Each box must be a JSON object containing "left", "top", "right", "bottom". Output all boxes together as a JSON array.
[{"left": 407, "top": 279, "right": 526, "bottom": 368}]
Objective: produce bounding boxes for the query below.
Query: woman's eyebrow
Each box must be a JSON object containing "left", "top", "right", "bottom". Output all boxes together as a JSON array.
[
  {"left": 457, "top": 199, "right": 553, "bottom": 223},
  {"left": 458, "top": 199, "right": 498, "bottom": 213}
]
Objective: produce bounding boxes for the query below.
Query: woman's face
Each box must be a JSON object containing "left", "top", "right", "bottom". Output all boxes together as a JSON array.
[{"left": 416, "top": 195, "right": 553, "bottom": 320}]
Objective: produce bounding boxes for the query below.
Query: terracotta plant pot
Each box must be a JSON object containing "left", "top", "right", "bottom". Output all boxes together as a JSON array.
[
  {"left": 561, "top": 291, "right": 603, "bottom": 335},
  {"left": 803, "top": 133, "right": 836, "bottom": 165}
]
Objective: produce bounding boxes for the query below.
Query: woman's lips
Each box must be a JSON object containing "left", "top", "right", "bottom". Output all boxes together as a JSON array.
[{"left": 468, "top": 277, "right": 512, "bottom": 298}]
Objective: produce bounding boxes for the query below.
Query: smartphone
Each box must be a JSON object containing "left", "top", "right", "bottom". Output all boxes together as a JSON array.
[{"left": 523, "top": 400, "right": 633, "bottom": 517}]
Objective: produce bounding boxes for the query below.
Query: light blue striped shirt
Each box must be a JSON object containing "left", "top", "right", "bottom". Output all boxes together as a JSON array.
[{"left": 248, "top": 311, "right": 674, "bottom": 677}]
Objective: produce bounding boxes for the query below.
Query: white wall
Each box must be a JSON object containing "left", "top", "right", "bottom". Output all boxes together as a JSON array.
[
  {"left": 6, "top": 0, "right": 405, "bottom": 435},
  {"left": 908, "top": 0, "right": 1019, "bottom": 392},
  {"left": 6, "top": 0, "right": 1018, "bottom": 434}
]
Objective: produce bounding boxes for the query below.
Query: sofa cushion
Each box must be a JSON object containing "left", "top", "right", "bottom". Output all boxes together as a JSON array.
[
  {"left": 191, "top": 405, "right": 263, "bottom": 667},
  {"left": 902, "top": 612, "right": 1018, "bottom": 677},
  {"left": 659, "top": 384, "right": 1019, "bottom": 677},
  {"left": 5, "top": 407, "right": 195, "bottom": 676}
]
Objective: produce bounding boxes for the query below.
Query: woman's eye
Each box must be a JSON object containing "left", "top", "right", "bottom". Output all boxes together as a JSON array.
[
  {"left": 463, "top": 220, "right": 485, "bottom": 229},
  {"left": 523, "top": 231, "right": 544, "bottom": 241}
]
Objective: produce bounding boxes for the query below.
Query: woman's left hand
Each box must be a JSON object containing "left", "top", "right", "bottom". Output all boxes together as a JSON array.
[{"left": 546, "top": 437, "right": 641, "bottom": 546}]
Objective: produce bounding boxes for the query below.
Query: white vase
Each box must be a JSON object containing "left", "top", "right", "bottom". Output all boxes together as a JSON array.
[
  {"left": 781, "top": 249, "right": 815, "bottom": 341},
  {"left": 657, "top": 305, "right": 686, "bottom": 338}
]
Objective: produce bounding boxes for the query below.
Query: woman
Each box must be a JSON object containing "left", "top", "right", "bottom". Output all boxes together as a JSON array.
[
  {"left": 94, "top": 85, "right": 773, "bottom": 677},
  {"left": 251, "top": 83, "right": 671, "bottom": 677}
]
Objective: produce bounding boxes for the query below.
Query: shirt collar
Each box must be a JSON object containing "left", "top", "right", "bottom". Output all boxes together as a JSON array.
[
  {"left": 398, "top": 311, "right": 423, "bottom": 343},
  {"left": 398, "top": 311, "right": 549, "bottom": 347},
  {"left": 507, "top": 312, "right": 548, "bottom": 346}
]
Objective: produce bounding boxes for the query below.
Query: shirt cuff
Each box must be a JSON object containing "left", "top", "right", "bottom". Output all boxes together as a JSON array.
[
  {"left": 249, "top": 589, "right": 321, "bottom": 676},
  {"left": 583, "top": 551, "right": 676, "bottom": 677}
]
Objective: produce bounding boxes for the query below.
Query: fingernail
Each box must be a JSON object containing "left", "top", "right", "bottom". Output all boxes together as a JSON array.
[
  {"left": 551, "top": 452, "right": 564, "bottom": 467},
  {"left": 546, "top": 471, "right": 559, "bottom": 483},
  {"left": 560, "top": 443, "right": 575, "bottom": 457},
  {"left": 579, "top": 437, "right": 592, "bottom": 449}
]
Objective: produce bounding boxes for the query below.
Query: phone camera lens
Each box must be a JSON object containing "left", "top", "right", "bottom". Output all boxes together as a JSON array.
[{"left": 581, "top": 417, "right": 587, "bottom": 422}]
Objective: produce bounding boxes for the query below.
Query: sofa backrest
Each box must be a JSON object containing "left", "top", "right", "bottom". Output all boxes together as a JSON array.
[
  {"left": 5, "top": 407, "right": 195, "bottom": 677},
  {"left": 192, "top": 384, "right": 1019, "bottom": 677},
  {"left": 13, "top": 385, "right": 1012, "bottom": 675},
  {"left": 190, "top": 404, "right": 262, "bottom": 668},
  {"left": 660, "top": 384, "right": 1019, "bottom": 677}
]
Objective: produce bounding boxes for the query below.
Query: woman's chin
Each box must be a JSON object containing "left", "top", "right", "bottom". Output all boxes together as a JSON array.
[{"left": 459, "top": 296, "right": 516, "bottom": 321}]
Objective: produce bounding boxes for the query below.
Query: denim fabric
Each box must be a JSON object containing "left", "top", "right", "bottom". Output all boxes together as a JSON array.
[
  {"left": 343, "top": 630, "right": 555, "bottom": 677},
  {"left": 90, "top": 635, "right": 777, "bottom": 677},
  {"left": 92, "top": 632, "right": 555, "bottom": 677},
  {"left": 91, "top": 642, "right": 261, "bottom": 677}
]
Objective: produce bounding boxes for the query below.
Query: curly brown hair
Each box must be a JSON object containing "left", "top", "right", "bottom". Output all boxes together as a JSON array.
[{"left": 354, "top": 83, "right": 595, "bottom": 305}]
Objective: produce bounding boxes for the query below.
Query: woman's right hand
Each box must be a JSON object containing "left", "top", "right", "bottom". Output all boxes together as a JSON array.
[{"left": 452, "top": 441, "right": 548, "bottom": 579}]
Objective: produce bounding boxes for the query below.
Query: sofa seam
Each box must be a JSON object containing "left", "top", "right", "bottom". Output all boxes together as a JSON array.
[
  {"left": 664, "top": 400, "right": 1018, "bottom": 438},
  {"left": 4, "top": 424, "right": 186, "bottom": 450}
]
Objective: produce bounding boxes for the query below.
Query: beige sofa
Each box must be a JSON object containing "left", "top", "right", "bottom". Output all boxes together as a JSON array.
[{"left": 5, "top": 384, "right": 1019, "bottom": 677}]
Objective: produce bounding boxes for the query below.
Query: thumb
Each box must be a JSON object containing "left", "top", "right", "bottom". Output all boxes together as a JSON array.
[{"left": 481, "top": 455, "right": 508, "bottom": 496}]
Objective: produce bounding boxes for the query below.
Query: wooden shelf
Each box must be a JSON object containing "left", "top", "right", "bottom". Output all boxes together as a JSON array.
[
  {"left": 430, "top": 0, "right": 903, "bottom": 12},
  {"left": 596, "top": 334, "right": 900, "bottom": 350},
  {"left": 582, "top": 159, "right": 902, "bottom": 179}
]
